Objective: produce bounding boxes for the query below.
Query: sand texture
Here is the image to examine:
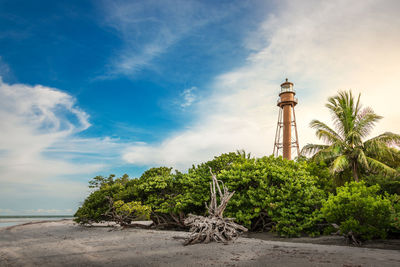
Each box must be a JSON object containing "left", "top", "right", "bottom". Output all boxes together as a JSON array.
[{"left": 1, "top": 220, "right": 400, "bottom": 266}]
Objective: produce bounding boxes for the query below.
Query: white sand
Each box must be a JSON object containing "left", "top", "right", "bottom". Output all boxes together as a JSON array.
[{"left": 1, "top": 220, "right": 400, "bottom": 266}]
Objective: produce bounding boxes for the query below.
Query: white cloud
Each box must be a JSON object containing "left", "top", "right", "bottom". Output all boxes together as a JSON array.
[
  {"left": 0, "top": 78, "right": 129, "bottom": 209},
  {"left": 180, "top": 86, "right": 197, "bottom": 108},
  {"left": 0, "top": 78, "right": 94, "bottom": 181},
  {"left": 123, "top": 0, "right": 400, "bottom": 170}
]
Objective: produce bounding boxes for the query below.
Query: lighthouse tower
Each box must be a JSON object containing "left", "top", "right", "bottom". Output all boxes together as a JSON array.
[{"left": 273, "top": 79, "right": 300, "bottom": 160}]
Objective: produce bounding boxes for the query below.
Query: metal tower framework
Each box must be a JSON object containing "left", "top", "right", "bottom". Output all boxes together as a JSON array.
[{"left": 273, "top": 105, "right": 300, "bottom": 158}]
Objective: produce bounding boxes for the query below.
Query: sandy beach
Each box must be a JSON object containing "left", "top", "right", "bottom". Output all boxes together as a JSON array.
[{"left": 1, "top": 220, "right": 400, "bottom": 267}]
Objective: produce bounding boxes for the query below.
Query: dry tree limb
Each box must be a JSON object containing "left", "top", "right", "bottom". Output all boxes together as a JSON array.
[
  {"left": 331, "top": 223, "right": 362, "bottom": 246},
  {"left": 345, "top": 231, "right": 362, "bottom": 247},
  {"left": 184, "top": 168, "right": 247, "bottom": 245}
]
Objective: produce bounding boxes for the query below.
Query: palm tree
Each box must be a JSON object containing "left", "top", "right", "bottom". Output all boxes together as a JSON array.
[{"left": 301, "top": 90, "right": 400, "bottom": 182}]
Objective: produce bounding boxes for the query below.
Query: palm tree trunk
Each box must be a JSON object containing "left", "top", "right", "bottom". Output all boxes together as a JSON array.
[{"left": 352, "top": 162, "right": 359, "bottom": 182}]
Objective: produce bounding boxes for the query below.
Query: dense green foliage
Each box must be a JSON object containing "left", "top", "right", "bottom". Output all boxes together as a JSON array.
[
  {"left": 113, "top": 200, "right": 151, "bottom": 222},
  {"left": 75, "top": 153, "right": 328, "bottom": 236},
  {"left": 364, "top": 170, "right": 400, "bottom": 195},
  {"left": 302, "top": 90, "right": 400, "bottom": 182},
  {"left": 217, "top": 156, "right": 326, "bottom": 237},
  {"left": 75, "top": 152, "right": 400, "bottom": 239},
  {"left": 321, "top": 182, "right": 392, "bottom": 240},
  {"left": 74, "top": 153, "right": 247, "bottom": 226},
  {"left": 75, "top": 152, "right": 400, "bottom": 240},
  {"left": 387, "top": 193, "right": 400, "bottom": 235}
]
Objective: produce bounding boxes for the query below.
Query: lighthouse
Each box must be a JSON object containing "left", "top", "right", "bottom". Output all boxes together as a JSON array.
[{"left": 273, "top": 79, "right": 300, "bottom": 160}]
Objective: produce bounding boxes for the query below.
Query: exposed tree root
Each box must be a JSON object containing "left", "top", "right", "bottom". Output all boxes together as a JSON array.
[
  {"left": 184, "top": 215, "right": 247, "bottom": 245},
  {"left": 184, "top": 168, "right": 247, "bottom": 245}
]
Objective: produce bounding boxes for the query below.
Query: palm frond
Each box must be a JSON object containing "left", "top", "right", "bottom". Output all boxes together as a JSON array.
[
  {"left": 356, "top": 149, "right": 369, "bottom": 170},
  {"left": 313, "top": 145, "right": 341, "bottom": 163},
  {"left": 365, "top": 132, "right": 400, "bottom": 146},
  {"left": 330, "top": 155, "right": 349, "bottom": 173},
  {"left": 364, "top": 134, "right": 400, "bottom": 168},
  {"left": 354, "top": 93, "right": 362, "bottom": 116},
  {"left": 310, "top": 120, "right": 342, "bottom": 143},
  {"left": 354, "top": 107, "right": 382, "bottom": 138},
  {"left": 365, "top": 139, "right": 394, "bottom": 159},
  {"left": 325, "top": 90, "right": 359, "bottom": 139},
  {"left": 365, "top": 156, "right": 399, "bottom": 176},
  {"left": 301, "top": 144, "right": 329, "bottom": 156},
  {"left": 316, "top": 130, "right": 343, "bottom": 145}
]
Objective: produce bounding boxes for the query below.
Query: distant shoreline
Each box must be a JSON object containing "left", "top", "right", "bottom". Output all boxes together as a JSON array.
[
  {"left": 0, "top": 216, "right": 73, "bottom": 228},
  {"left": 3, "top": 218, "right": 72, "bottom": 230}
]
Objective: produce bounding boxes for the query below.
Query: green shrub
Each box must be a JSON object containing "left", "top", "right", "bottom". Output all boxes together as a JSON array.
[
  {"left": 74, "top": 182, "right": 124, "bottom": 224},
  {"left": 321, "top": 181, "right": 392, "bottom": 240},
  {"left": 300, "top": 158, "right": 334, "bottom": 193},
  {"left": 219, "top": 156, "right": 326, "bottom": 237},
  {"left": 386, "top": 193, "right": 400, "bottom": 235},
  {"left": 171, "top": 152, "right": 248, "bottom": 216}
]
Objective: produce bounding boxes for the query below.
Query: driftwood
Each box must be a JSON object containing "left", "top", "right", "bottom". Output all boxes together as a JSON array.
[
  {"left": 331, "top": 223, "right": 362, "bottom": 246},
  {"left": 184, "top": 168, "right": 247, "bottom": 245}
]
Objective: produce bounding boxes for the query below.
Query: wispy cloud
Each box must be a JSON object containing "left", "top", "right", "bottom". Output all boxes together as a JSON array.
[
  {"left": 98, "top": 0, "right": 240, "bottom": 77},
  {"left": 180, "top": 86, "right": 197, "bottom": 108},
  {"left": 122, "top": 0, "right": 400, "bottom": 170},
  {"left": 0, "top": 57, "right": 12, "bottom": 80}
]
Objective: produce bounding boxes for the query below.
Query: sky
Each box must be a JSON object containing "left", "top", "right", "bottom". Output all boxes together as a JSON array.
[{"left": 1, "top": 0, "right": 400, "bottom": 215}]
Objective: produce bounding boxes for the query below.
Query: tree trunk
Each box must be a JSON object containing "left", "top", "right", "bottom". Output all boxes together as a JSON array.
[{"left": 352, "top": 162, "right": 359, "bottom": 182}]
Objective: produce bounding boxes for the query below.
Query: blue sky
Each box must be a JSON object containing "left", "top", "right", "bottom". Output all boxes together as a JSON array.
[
  {"left": 1, "top": 0, "right": 400, "bottom": 215},
  {"left": 1, "top": 0, "right": 265, "bottom": 139}
]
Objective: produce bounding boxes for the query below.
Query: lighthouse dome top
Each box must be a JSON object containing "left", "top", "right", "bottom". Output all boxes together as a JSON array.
[{"left": 280, "top": 78, "right": 295, "bottom": 94}]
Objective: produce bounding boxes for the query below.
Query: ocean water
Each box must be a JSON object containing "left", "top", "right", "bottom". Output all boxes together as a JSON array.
[{"left": 0, "top": 216, "right": 73, "bottom": 228}]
